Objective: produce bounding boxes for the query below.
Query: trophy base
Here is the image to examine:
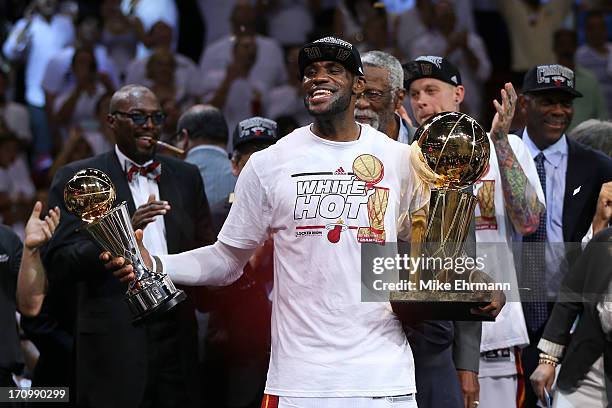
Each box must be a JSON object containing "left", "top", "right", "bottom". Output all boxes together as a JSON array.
[
  {"left": 125, "top": 274, "right": 187, "bottom": 325},
  {"left": 131, "top": 290, "right": 187, "bottom": 326},
  {"left": 389, "top": 289, "right": 494, "bottom": 322}
]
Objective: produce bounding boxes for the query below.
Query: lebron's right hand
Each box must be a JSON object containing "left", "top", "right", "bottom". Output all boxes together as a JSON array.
[{"left": 100, "top": 229, "right": 152, "bottom": 283}]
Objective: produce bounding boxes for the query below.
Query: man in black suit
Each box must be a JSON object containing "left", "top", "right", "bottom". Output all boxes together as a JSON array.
[
  {"left": 44, "top": 84, "right": 214, "bottom": 407},
  {"left": 516, "top": 64, "right": 612, "bottom": 406}
]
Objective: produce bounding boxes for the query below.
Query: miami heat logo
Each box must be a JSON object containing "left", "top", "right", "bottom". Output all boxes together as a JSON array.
[
  {"left": 292, "top": 154, "right": 389, "bottom": 245},
  {"left": 353, "top": 154, "right": 388, "bottom": 244}
]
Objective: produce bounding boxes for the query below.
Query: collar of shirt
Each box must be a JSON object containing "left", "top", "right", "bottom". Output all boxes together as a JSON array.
[
  {"left": 522, "top": 129, "right": 568, "bottom": 168},
  {"left": 114, "top": 145, "right": 157, "bottom": 179},
  {"left": 396, "top": 113, "right": 411, "bottom": 145},
  {"left": 187, "top": 144, "right": 228, "bottom": 157}
]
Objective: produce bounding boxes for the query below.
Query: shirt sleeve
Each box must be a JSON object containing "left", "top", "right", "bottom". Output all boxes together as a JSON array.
[
  {"left": 218, "top": 156, "right": 273, "bottom": 250},
  {"left": 2, "top": 19, "right": 29, "bottom": 60}
]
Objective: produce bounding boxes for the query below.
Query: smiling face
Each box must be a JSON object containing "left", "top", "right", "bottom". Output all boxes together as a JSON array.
[
  {"left": 302, "top": 61, "right": 362, "bottom": 118},
  {"left": 408, "top": 77, "right": 463, "bottom": 126},
  {"left": 108, "top": 87, "right": 162, "bottom": 164},
  {"left": 520, "top": 90, "right": 574, "bottom": 149}
]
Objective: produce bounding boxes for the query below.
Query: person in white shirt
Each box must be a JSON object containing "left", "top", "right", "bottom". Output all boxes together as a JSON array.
[
  {"left": 2, "top": 0, "right": 75, "bottom": 165},
  {"left": 105, "top": 36, "right": 430, "bottom": 408},
  {"left": 404, "top": 55, "right": 545, "bottom": 408}
]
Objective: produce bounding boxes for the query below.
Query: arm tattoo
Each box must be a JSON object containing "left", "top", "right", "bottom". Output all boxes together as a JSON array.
[{"left": 491, "top": 130, "right": 544, "bottom": 235}]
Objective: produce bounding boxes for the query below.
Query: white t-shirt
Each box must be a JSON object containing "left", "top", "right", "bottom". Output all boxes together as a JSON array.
[
  {"left": 218, "top": 124, "right": 428, "bottom": 397},
  {"left": 475, "top": 134, "right": 545, "bottom": 354}
]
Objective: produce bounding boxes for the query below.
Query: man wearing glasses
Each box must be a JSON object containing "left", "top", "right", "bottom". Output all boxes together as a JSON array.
[
  {"left": 41, "top": 84, "right": 214, "bottom": 407},
  {"left": 354, "top": 51, "right": 414, "bottom": 144}
]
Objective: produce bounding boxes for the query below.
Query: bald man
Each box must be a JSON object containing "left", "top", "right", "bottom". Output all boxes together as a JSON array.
[{"left": 42, "top": 85, "right": 214, "bottom": 407}]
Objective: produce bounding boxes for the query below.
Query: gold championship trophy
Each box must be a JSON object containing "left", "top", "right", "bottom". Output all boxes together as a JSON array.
[
  {"left": 390, "top": 111, "right": 494, "bottom": 321},
  {"left": 64, "top": 168, "right": 186, "bottom": 324}
]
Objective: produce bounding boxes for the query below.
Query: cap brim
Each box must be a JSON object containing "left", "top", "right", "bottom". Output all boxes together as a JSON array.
[{"left": 522, "top": 86, "right": 582, "bottom": 98}]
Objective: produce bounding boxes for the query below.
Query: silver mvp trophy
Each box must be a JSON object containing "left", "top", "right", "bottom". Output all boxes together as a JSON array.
[{"left": 64, "top": 168, "right": 186, "bottom": 324}]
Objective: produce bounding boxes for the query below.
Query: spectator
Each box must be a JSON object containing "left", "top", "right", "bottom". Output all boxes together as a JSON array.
[
  {"left": 201, "top": 34, "right": 265, "bottom": 149},
  {"left": 410, "top": 0, "right": 491, "bottom": 121},
  {"left": 2, "top": 0, "right": 75, "bottom": 169},
  {"left": 497, "top": 0, "right": 572, "bottom": 85},
  {"left": 124, "top": 21, "right": 199, "bottom": 107},
  {"left": 569, "top": 119, "right": 612, "bottom": 157},
  {"left": 263, "top": 45, "right": 311, "bottom": 127},
  {"left": 53, "top": 47, "right": 115, "bottom": 137},
  {"left": 42, "top": 15, "right": 119, "bottom": 121},
  {"left": 100, "top": 0, "right": 138, "bottom": 80},
  {"left": 120, "top": 0, "right": 178, "bottom": 59},
  {"left": 263, "top": 0, "right": 315, "bottom": 46},
  {"left": 199, "top": 2, "right": 287, "bottom": 93},
  {"left": 576, "top": 10, "right": 612, "bottom": 117},
  {"left": 0, "top": 69, "right": 31, "bottom": 145},
  {"left": 176, "top": 105, "right": 237, "bottom": 210},
  {"left": 555, "top": 28, "right": 608, "bottom": 131}
]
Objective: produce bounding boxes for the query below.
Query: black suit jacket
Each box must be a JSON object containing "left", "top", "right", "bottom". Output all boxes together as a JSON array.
[
  {"left": 542, "top": 228, "right": 612, "bottom": 396},
  {"left": 44, "top": 151, "right": 214, "bottom": 407},
  {"left": 0, "top": 225, "right": 23, "bottom": 375},
  {"left": 562, "top": 139, "right": 612, "bottom": 243}
]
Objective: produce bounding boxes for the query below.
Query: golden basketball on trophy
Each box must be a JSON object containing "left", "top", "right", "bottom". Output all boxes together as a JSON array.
[
  {"left": 390, "top": 111, "right": 494, "bottom": 321},
  {"left": 64, "top": 168, "right": 186, "bottom": 324}
]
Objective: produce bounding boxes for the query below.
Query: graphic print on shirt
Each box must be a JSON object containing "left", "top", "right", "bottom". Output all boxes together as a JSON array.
[
  {"left": 475, "top": 179, "right": 498, "bottom": 230},
  {"left": 293, "top": 154, "right": 389, "bottom": 245}
]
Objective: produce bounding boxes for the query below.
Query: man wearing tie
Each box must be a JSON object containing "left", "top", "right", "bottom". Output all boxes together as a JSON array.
[
  {"left": 517, "top": 64, "right": 612, "bottom": 406},
  {"left": 43, "top": 84, "right": 214, "bottom": 407}
]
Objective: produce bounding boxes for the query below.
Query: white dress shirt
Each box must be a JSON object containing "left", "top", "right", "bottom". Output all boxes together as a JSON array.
[{"left": 115, "top": 145, "right": 168, "bottom": 257}]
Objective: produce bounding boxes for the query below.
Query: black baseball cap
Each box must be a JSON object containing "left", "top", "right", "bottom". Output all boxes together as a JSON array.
[
  {"left": 403, "top": 56, "right": 462, "bottom": 89},
  {"left": 298, "top": 36, "right": 364, "bottom": 78},
  {"left": 521, "top": 64, "right": 582, "bottom": 97},
  {"left": 233, "top": 116, "right": 278, "bottom": 150}
]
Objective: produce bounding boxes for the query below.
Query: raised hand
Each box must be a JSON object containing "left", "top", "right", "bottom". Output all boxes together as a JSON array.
[
  {"left": 24, "top": 202, "right": 60, "bottom": 250},
  {"left": 490, "top": 82, "right": 518, "bottom": 139},
  {"left": 131, "top": 193, "right": 170, "bottom": 231}
]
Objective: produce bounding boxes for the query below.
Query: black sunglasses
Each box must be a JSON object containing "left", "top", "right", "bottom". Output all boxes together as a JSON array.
[{"left": 113, "top": 111, "right": 166, "bottom": 126}]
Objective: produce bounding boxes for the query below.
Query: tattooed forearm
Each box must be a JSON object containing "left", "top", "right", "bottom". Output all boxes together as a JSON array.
[{"left": 491, "top": 130, "right": 544, "bottom": 235}]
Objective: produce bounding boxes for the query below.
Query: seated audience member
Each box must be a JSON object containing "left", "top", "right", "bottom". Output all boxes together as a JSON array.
[
  {"left": 0, "top": 68, "right": 32, "bottom": 146},
  {"left": 53, "top": 47, "right": 115, "bottom": 137},
  {"left": 568, "top": 119, "right": 612, "bottom": 157},
  {"left": 120, "top": 0, "right": 178, "bottom": 59},
  {"left": 143, "top": 48, "right": 196, "bottom": 109}
]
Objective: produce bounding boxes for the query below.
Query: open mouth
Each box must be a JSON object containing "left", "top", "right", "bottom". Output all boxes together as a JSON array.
[
  {"left": 136, "top": 136, "right": 158, "bottom": 148},
  {"left": 543, "top": 119, "right": 567, "bottom": 130},
  {"left": 308, "top": 88, "right": 335, "bottom": 104}
]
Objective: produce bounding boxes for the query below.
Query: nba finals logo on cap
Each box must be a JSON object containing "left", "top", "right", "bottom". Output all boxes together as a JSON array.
[
  {"left": 537, "top": 64, "right": 574, "bottom": 88},
  {"left": 416, "top": 56, "right": 443, "bottom": 69}
]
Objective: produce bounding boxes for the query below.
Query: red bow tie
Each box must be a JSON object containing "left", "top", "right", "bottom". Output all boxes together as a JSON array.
[{"left": 126, "top": 161, "right": 161, "bottom": 182}]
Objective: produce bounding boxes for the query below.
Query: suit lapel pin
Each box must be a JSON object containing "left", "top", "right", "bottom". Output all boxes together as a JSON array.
[{"left": 573, "top": 185, "right": 581, "bottom": 196}]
